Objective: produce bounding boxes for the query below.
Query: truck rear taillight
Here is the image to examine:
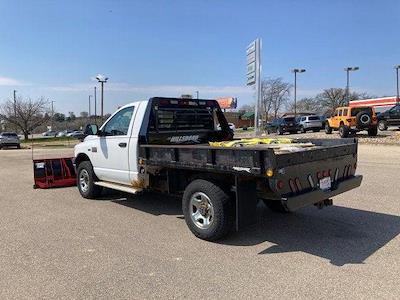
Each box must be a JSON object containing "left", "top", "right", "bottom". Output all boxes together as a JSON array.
[
  {"left": 334, "top": 168, "right": 339, "bottom": 181},
  {"left": 343, "top": 165, "right": 348, "bottom": 178},
  {"left": 347, "top": 165, "right": 352, "bottom": 176},
  {"left": 295, "top": 178, "right": 302, "bottom": 191},
  {"left": 289, "top": 179, "right": 297, "bottom": 193}
]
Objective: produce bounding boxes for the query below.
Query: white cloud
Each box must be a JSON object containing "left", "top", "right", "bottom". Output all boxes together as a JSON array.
[{"left": 0, "top": 76, "right": 22, "bottom": 86}]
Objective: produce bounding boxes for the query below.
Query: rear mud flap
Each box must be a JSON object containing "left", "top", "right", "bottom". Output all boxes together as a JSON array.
[{"left": 235, "top": 176, "right": 257, "bottom": 231}]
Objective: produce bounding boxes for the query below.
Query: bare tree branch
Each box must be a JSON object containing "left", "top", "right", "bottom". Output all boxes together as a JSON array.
[{"left": 0, "top": 97, "right": 50, "bottom": 139}]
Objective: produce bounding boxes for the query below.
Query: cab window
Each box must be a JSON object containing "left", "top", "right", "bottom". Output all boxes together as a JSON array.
[
  {"left": 334, "top": 109, "right": 339, "bottom": 116},
  {"left": 338, "top": 109, "right": 342, "bottom": 117},
  {"left": 102, "top": 106, "right": 134, "bottom": 136},
  {"left": 343, "top": 109, "right": 348, "bottom": 116}
]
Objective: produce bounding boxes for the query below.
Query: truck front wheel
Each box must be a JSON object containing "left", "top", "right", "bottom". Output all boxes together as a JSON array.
[
  {"left": 77, "top": 161, "right": 102, "bottom": 199},
  {"left": 325, "top": 123, "right": 332, "bottom": 134},
  {"left": 182, "top": 179, "right": 233, "bottom": 241}
]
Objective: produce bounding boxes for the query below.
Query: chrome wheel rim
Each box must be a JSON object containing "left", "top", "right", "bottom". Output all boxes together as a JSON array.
[
  {"left": 79, "top": 169, "right": 90, "bottom": 193},
  {"left": 190, "top": 192, "right": 214, "bottom": 230}
]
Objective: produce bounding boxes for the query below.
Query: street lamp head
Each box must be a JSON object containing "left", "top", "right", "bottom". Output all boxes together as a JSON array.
[
  {"left": 292, "top": 68, "right": 306, "bottom": 73},
  {"left": 394, "top": 65, "right": 400, "bottom": 70},
  {"left": 95, "top": 74, "right": 109, "bottom": 82},
  {"left": 344, "top": 67, "right": 359, "bottom": 71}
]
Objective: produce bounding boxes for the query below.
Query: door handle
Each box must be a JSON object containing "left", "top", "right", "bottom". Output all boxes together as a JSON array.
[{"left": 118, "top": 142, "right": 127, "bottom": 148}]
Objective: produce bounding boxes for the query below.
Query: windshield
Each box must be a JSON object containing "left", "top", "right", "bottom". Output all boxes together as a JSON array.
[
  {"left": 351, "top": 107, "right": 372, "bottom": 116},
  {"left": 308, "top": 116, "right": 320, "bottom": 121}
]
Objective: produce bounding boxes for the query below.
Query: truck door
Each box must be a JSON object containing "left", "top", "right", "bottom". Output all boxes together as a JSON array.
[
  {"left": 92, "top": 105, "right": 137, "bottom": 184},
  {"left": 331, "top": 109, "right": 339, "bottom": 128}
]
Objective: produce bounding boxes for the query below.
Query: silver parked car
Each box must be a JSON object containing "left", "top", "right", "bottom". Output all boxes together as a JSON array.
[
  {"left": 0, "top": 132, "right": 21, "bottom": 149},
  {"left": 298, "top": 115, "right": 322, "bottom": 133}
]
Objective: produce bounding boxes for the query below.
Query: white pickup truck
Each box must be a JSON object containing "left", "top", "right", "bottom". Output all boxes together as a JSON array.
[{"left": 74, "top": 97, "right": 362, "bottom": 241}]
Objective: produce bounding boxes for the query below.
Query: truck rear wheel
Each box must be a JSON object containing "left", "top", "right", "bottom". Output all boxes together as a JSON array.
[
  {"left": 262, "top": 199, "right": 289, "bottom": 213},
  {"left": 339, "top": 124, "right": 349, "bottom": 138},
  {"left": 77, "top": 161, "right": 102, "bottom": 199},
  {"left": 182, "top": 179, "right": 233, "bottom": 241}
]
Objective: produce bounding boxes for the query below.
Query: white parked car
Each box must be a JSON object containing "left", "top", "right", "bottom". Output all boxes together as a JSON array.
[{"left": 42, "top": 130, "right": 57, "bottom": 137}]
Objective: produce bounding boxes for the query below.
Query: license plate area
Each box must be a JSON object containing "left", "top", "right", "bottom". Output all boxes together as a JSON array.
[{"left": 319, "top": 177, "right": 331, "bottom": 191}]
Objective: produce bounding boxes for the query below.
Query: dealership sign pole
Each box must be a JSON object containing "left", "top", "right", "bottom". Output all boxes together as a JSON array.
[{"left": 246, "top": 38, "right": 262, "bottom": 135}]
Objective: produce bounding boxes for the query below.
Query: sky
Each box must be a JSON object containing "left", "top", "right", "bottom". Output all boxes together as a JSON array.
[{"left": 0, "top": 0, "right": 399, "bottom": 114}]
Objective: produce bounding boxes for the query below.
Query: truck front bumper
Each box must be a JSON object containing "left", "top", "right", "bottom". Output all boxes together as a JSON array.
[{"left": 282, "top": 175, "right": 363, "bottom": 211}]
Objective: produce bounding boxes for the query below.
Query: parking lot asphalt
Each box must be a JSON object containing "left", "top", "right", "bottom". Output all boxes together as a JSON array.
[{"left": 0, "top": 144, "right": 399, "bottom": 299}]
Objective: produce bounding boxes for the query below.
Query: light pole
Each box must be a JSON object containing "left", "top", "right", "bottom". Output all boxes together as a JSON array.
[
  {"left": 13, "top": 90, "right": 17, "bottom": 132},
  {"left": 88, "top": 95, "right": 92, "bottom": 120},
  {"left": 195, "top": 91, "right": 199, "bottom": 99},
  {"left": 95, "top": 74, "right": 108, "bottom": 121},
  {"left": 344, "top": 67, "right": 359, "bottom": 102},
  {"left": 50, "top": 100, "right": 55, "bottom": 130},
  {"left": 395, "top": 65, "right": 400, "bottom": 104},
  {"left": 94, "top": 86, "right": 97, "bottom": 123},
  {"left": 291, "top": 69, "right": 306, "bottom": 117}
]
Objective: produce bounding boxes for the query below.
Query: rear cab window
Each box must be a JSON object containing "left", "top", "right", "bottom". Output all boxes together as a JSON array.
[
  {"left": 146, "top": 98, "right": 231, "bottom": 144},
  {"left": 308, "top": 116, "right": 319, "bottom": 121}
]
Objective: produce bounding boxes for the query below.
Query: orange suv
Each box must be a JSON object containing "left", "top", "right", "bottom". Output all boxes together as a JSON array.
[{"left": 325, "top": 106, "right": 378, "bottom": 138}]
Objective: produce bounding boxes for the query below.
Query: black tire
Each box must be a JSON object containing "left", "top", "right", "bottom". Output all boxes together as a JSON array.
[
  {"left": 77, "top": 161, "right": 102, "bottom": 199},
  {"left": 356, "top": 111, "right": 372, "bottom": 127},
  {"left": 300, "top": 126, "right": 306, "bottom": 133},
  {"left": 277, "top": 127, "right": 283, "bottom": 135},
  {"left": 262, "top": 199, "right": 289, "bottom": 213},
  {"left": 16, "top": 145, "right": 21, "bottom": 149},
  {"left": 368, "top": 127, "right": 378, "bottom": 136},
  {"left": 182, "top": 179, "right": 233, "bottom": 241},
  {"left": 378, "top": 120, "right": 387, "bottom": 131},
  {"left": 339, "top": 124, "right": 349, "bottom": 138},
  {"left": 325, "top": 123, "right": 332, "bottom": 134}
]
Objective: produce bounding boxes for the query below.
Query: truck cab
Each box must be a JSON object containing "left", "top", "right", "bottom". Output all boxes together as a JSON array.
[{"left": 74, "top": 97, "right": 232, "bottom": 188}]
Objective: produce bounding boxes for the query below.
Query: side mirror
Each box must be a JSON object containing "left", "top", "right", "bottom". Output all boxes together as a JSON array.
[{"left": 84, "top": 124, "right": 99, "bottom": 136}]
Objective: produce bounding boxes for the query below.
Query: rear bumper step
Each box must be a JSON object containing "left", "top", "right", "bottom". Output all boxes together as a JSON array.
[{"left": 282, "top": 175, "right": 362, "bottom": 211}]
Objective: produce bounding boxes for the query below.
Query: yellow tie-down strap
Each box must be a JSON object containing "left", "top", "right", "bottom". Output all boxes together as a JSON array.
[{"left": 209, "top": 138, "right": 294, "bottom": 148}]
